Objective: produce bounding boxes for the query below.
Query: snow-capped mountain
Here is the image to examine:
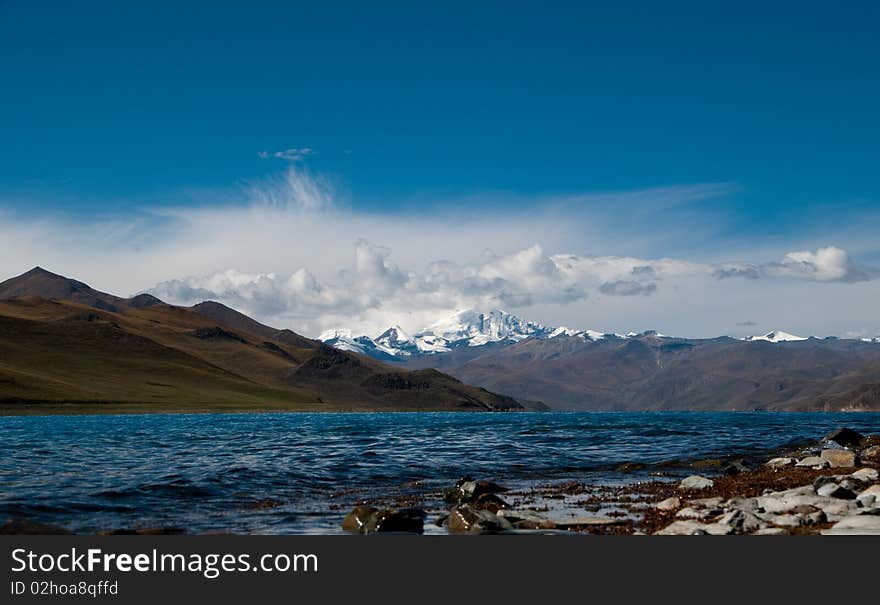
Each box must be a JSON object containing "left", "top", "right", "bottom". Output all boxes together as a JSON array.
[
  {"left": 320, "top": 309, "right": 618, "bottom": 360},
  {"left": 320, "top": 310, "right": 841, "bottom": 361},
  {"left": 742, "top": 330, "right": 808, "bottom": 343}
]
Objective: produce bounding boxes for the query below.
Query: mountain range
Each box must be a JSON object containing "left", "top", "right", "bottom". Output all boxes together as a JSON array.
[
  {"left": 0, "top": 268, "right": 528, "bottom": 413},
  {"left": 320, "top": 310, "right": 880, "bottom": 411}
]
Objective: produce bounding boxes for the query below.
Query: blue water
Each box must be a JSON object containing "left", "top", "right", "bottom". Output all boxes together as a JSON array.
[{"left": 1, "top": 412, "right": 877, "bottom": 534}]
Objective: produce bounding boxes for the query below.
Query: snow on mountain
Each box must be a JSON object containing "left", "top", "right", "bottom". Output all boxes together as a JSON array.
[
  {"left": 321, "top": 311, "right": 832, "bottom": 361},
  {"left": 319, "top": 309, "right": 617, "bottom": 359},
  {"left": 743, "top": 330, "right": 808, "bottom": 343}
]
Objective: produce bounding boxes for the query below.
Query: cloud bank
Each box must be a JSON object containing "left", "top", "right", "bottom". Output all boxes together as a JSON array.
[{"left": 2, "top": 166, "right": 879, "bottom": 338}]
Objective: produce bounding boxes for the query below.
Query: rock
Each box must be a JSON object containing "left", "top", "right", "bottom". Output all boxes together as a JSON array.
[
  {"left": 816, "top": 483, "right": 856, "bottom": 499},
  {"left": 722, "top": 459, "right": 750, "bottom": 475},
  {"left": 496, "top": 509, "right": 556, "bottom": 530},
  {"left": 471, "top": 493, "right": 509, "bottom": 513},
  {"left": 446, "top": 504, "right": 512, "bottom": 534},
  {"left": 554, "top": 517, "right": 628, "bottom": 530},
  {"left": 753, "top": 527, "right": 789, "bottom": 536},
  {"left": 677, "top": 507, "right": 710, "bottom": 520},
  {"left": 444, "top": 477, "right": 509, "bottom": 505},
  {"left": 655, "top": 497, "right": 681, "bottom": 511},
  {"left": 343, "top": 506, "right": 426, "bottom": 534},
  {"left": 364, "top": 508, "right": 427, "bottom": 534},
  {"left": 857, "top": 494, "right": 876, "bottom": 508},
  {"left": 862, "top": 445, "right": 880, "bottom": 463},
  {"left": 795, "top": 456, "right": 829, "bottom": 469},
  {"left": 859, "top": 484, "right": 880, "bottom": 498},
  {"left": 725, "top": 497, "right": 759, "bottom": 512},
  {"left": 860, "top": 434, "right": 880, "bottom": 448},
  {"left": 820, "top": 449, "right": 857, "bottom": 468},
  {"left": 342, "top": 505, "right": 379, "bottom": 533},
  {"left": 655, "top": 520, "right": 732, "bottom": 536},
  {"left": 0, "top": 519, "right": 71, "bottom": 535},
  {"left": 823, "top": 427, "right": 865, "bottom": 448},
  {"left": 851, "top": 468, "right": 879, "bottom": 482},
  {"left": 680, "top": 475, "right": 714, "bottom": 490},
  {"left": 763, "top": 513, "right": 804, "bottom": 528},
  {"left": 813, "top": 475, "right": 838, "bottom": 491},
  {"left": 718, "top": 509, "right": 767, "bottom": 534},
  {"left": 766, "top": 457, "right": 795, "bottom": 468},
  {"left": 822, "top": 515, "right": 880, "bottom": 535},
  {"left": 818, "top": 500, "right": 861, "bottom": 521}
]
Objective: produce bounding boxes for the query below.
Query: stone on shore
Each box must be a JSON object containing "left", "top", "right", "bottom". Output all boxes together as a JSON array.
[
  {"left": 342, "top": 506, "right": 426, "bottom": 534},
  {"left": 766, "top": 457, "right": 795, "bottom": 468},
  {"left": 680, "top": 475, "right": 714, "bottom": 490},
  {"left": 655, "top": 496, "right": 681, "bottom": 511},
  {"left": 496, "top": 509, "right": 557, "bottom": 530},
  {"left": 342, "top": 505, "right": 378, "bottom": 533},
  {"left": 444, "top": 477, "right": 509, "bottom": 505},
  {"left": 718, "top": 509, "right": 767, "bottom": 534},
  {"left": 816, "top": 483, "right": 856, "bottom": 499},
  {"left": 851, "top": 468, "right": 879, "bottom": 482},
  {"left": 753, "top": 527, "right": 789, "bottom": 536},
  {"left": 655, "top": 520, "right": 732, "bottom": 536},
  {"left": 822, "top": 515, "right": 880, "bottom": 536},
  {"left": 446, "top": 504, "right": 513, "bottom": 534},
  {"left": 823, "top": 427, "right": 865, "bottom": 448},
  {"left": 471, "top": 493, "right": 509, "bottom": 513},
  {"left": 862, "top": 445, "right": 880, "bottom": 463},
  {"left": 820, "top": 449, "right": 857, "bottom": 468},
  {"left": 795, "top": 456, "right": 830, "bottom": 469}
]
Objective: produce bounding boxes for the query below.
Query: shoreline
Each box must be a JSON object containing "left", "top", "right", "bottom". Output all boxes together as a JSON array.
[
  {"left": 2, "top": 403, "right": 880, "bottom": 417},
  {"left": 339, "top": 427, "right": 880, "bottom": 536}
]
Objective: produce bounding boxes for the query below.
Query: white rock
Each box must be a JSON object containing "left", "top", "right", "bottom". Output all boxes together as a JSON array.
[
  {"left": 655, "top": 520, "right": 732, "bottom": 536},
  {"left": 822, "top": 515, "right": 880, "bottom": 535},
  {"left": 718, "top": 509, "right": 767, "bottom": 534},
  {"left": 857, "top": 494, "right": 876, "bottom": 508},
  {"left": 655, "top": 497, "right": 681, "bottom": 511},
  {"left": 764, "top": 513, "right": 803, "bottom": 527},
  {"left": 753, "top": 527, "right": 789, "bottom": 536},
  {"left": 859, "top": 484, "right": 880, "bottom": 498},
  {"left": 816, "top": 482, "right": 842, "bottom": 498},
  {"left": 766, "top": 457, "right": 795, "bottom": 468},
  {"left": 676, "top": 507, "right": 710, "bottom": 520},
  {"left": 680, "top": 475, "right": 714, "bottom": 490},
  {"left": 851, "top": 468, "right": 879, "bottom": 482},
  {"left": 795, "top": 456, "right": 830, "bottom": 469}
]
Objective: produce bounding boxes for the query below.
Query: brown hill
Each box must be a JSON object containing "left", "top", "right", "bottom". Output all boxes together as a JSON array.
[
  {"left": 401, "top": 333, "right": 880, "bottom": 411},
  {"left": 0, "top": 268, "right": 527, "bottom": 413}
]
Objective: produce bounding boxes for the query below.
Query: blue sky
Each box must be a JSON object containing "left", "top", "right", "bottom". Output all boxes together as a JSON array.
[{"left": 1, "top": 1, "right": 879, "bottom": 337}]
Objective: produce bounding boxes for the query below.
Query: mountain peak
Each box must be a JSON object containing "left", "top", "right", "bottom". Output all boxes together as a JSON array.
[{"left": 744, "top": 330, "right": 808, "bottom": 343}]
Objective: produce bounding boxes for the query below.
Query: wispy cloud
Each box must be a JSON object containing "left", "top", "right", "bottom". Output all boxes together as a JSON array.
[{"left": 257, "top": 147, "right": 315, "bottom": 162}]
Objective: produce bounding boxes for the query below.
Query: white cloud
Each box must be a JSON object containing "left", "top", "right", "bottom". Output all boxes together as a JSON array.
[
  {"left": 714, "top": 245, "right": 877, "bottom": 283},
  {"left": 1, "top": 166, "right": 879, "bottom": 338},
  {"left": 258, "top": 147, "right": 315, "bottom": 162}
]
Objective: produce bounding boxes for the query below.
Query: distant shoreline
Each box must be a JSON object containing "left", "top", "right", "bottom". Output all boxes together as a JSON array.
[{"left": 1, "top": 402, "right": 878, "bottom": 416}]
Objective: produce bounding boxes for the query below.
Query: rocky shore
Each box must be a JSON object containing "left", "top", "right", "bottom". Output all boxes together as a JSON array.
[{"left": 340, "top": 427, "right": 880, "bottom": 535}]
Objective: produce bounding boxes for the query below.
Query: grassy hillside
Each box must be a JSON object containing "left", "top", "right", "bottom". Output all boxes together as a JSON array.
[{"left": 0, "top": 269, "right": 527, "bottom": 414}]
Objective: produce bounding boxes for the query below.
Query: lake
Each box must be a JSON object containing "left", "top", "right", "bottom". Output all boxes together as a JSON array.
[{"left": 1, "top": 411, "right": 877, "bottom": 534}]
